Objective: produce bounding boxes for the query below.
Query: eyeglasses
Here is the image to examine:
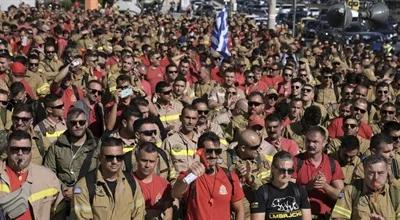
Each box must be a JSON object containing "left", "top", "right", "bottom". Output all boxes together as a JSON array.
[
  {"left": 12, "top": 116, "right": 32, "bottom": 123},
  {"left": 104, "top": 154, "right": 124, "bottom": 162},
  {"left": 9, "top": 146, "right": 32, "bottom": 154},
  {"left": 205, "top": 148, "right": 223, "bottom": 155},
  {"left": 277, "top": 168, "right": 294, "bottom": 175},
  {"left": 69, "top": 120, "right": 86, "bottom": 126},
  {"left": 353, "top": 106, "right": 367, "bottom": 114},
  {"left": 344, "top": 92, "right": 353, "bottom": 96},
  {"left": 382, "top": 110, "right": 395, "bottom": 115},
  {"left": 139, "top": 130, "right": 157, "bottom": 136},
  {"left": 302, "top": 88, "right": 312, "bottom": 93},
  {"left": 162, "top": 90, "right": 172, "bottom": 95},
  {"left": 378, "top": 90, "right": 388, "bottom": 94},
  {"left": 344, "top": 123, "right": 357, "bottom": 129},
  {"left": 197, "top": 110, "right": 209, "bottom": 115},
  {"left": 90, "top": 89, "right": 103, "bottom": 96},
  {"left": 50, "top": 104, "right": 64, "bottom": 109},
  {"left": 134, "top": 61, "right": 141, "bottom": 65},
  {"left": 249, "top": 101, "right": 263, "bottom": 107}
]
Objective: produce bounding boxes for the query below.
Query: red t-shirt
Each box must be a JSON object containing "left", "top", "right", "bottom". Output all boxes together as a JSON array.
[
  {"left": 210, "top": 67, "right": 224, "bottom": 85},
  {"left": 179, "top": 167, "right": 245, "bottom": 220},
  {"left": 145, "top": 66, "right": 165, "bottom": 93},
  {"left": 6, "top": 166, "right": 32, "bottom": 220},
  {"left": 268, "top": 138, "right": 299, "bottom": 156},
  {"left": 293, "top": 154, "right": 344, "bottom": 215},
  {"left": 134, "top": 174, "right": 172, "bottom": 210},
  {"left": 261, "top": 75, "right": 283, "bottom": 89},
  {"left": 244, "top": 81, "right": 268, "bottom": 96},
  {"left": 327, "top": 117, "right": 373, "bottom": 139}
]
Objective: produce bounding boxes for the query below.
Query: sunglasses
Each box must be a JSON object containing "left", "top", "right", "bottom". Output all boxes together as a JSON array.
[
  {"left": 227, "top": 91, "right": 237, "bottom": 95},
  {"left": 69, "top": 120, "right": 86, "bottom": 126},
  {"left": 300, "top": 74, "right": 308, "bottom": 77},
  {"left": 302, "top": 88, "right": 312, "bottom": 93},
  {"left": 29, "top": 62, "right": 39, "bottom": 66},
  {"left": 378, "top": 90, "right": 388, "bottom": 94},
  {"left": 0, "top": 100, "right": 8, "bottom": 105},
  {"left": 249, "top": 101, "right": 263, "bottom": 107},
  {"left": 90, "top": 89, "right": 103, "bottom": 96},
  {"left": 117, "top": 85, "right": 129, "bottom": 90},
  {"left": 353, "top": 106, "right": 367, "bottom": 114},
  {"left": 344, "top": 123, "right": 357, "bottom": 129},
  {"left": 104, "top": 154, "right": 124, "bottom": 162},
  {"left": 197, "top": 110, "right": 209, "bottom": 115},
  {"left": 168, "top": 70, "right": 178, "bottom": 74},
  {"left": 392, "top": 136, "right": 400, "bottom": 142},
  {"left": 12, "top": 116, "right": 31, "bottom": 123},
  {"left": 50, "top": 104, "right": 64, "bottom": 109},
  {"left": 277, "top": 168, "right": 295, "bottom": 175},
  {"left": 46, "top": 50, "right": 55, "bottom": 53},
  {"left": 140, "top": 130, "right": 157, "bottom": 136},
  {"left": 205, "top": 148, "right": 223, "bottom": 155},
  {"left": 284, "top": 73, "right": 293, "bottom": 77},
  {"left": 382, "top": 110, "right": 395, "bottom": 115},
  {"left": 9, "top": 146, "right": 32, "bottom": 154},
  {"left": 324, "top": 75, "right": 333, "bottom": 79},
  {"left": 162, "top": 90, "right": 172, "bottom": 95},
  {"left": 291, "top": 85, "right": 300, "bottom": 89},
  {"left": 268, "top": 95, "right": 278, "bottom": 101},
  {"left": 247, "top": 75, "right": 255, "bottom": 78}
]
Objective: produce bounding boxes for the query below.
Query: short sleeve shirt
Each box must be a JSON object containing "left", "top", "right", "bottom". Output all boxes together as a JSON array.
[{"left": 250, "top": 182, "right": 310, "bottom": 220}]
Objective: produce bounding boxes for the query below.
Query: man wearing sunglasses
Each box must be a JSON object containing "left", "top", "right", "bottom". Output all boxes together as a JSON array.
[
  {"left": 0, "top": 88, "right": 12, "bottom": 130},
  {"left": 73, "top": 137, "right": 145, "bottom": 220},
  {"left": 301, "top": 84, "right": 327, "bottom": 122},
  {"left": 38, "top": 39, "right": 63, "bottom": 82},
  {"left": 172, "top": 132, "right": 245, "bottom": 220},
  {"left": 25, "top": 53, "right": 45, "bottom": 98},
  {"left": 0, "top": 130, "right": 63, "bottom": 220},
  {"left": 315, "top": 69, "right": 338, "bottom": 106},
  {"left": 371, "top": 102, "right": 397, "bottom": 134},
  {"left": 44, "top": 107, "right": 99, "bottom": 204},
  {"left": 34, "top": 94, "right": 66, "bottom": 150},
  {"left": 224, "top": 129, "right": 271, "bottom": 219},
  {"left": 74, "top": 80, "right": 105, "bottom": 138},
  {"left": 382, "top": 121, "right": 400, "bottom": 167}
]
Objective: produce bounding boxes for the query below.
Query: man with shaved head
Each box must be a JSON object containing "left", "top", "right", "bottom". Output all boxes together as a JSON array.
[{"left": 224, "top": 129, "right": 272, "bottom": 219}]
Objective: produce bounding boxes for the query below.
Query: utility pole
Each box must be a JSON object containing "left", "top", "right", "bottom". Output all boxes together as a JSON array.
[{"left": 268, "top": 0, "right": 277, "bottom": 29}]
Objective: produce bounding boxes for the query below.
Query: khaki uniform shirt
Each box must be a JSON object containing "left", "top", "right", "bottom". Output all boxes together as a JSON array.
[
  {"left": 34, "top": 117, "right": 67, "bottom": 152},
  {"left": 315, "top": 86, "right": 338, "bottom": 106},
  {"left": 0, "top": 108, "right": 12, "bottom": 131},
  {"left": 196, "top": 121, "right": 229, "bottom": 147},
  {"left": 330, "top": 152, "right": 361, "bottom": 185},
  {"left": 156, "top": 100, "right": 183, "bottom": 130},
  {"left": 162, "top": 131, "right": 199, "bottom": 172},
  {"left": 0, "top": 162, "right": 64, "bottom": 220},
  {"left": 72, "top": 169, "right": 145, "bottom": 220},
  {"left": 282, "top": 121, "right": 306, "bottom": 151},
  {"left": 25, "top": 70, "right": 45, "bottom": 97},
  {"left": 193, "top": 80, "right": 217, "bottom": 98},
  {"left": 208, "top": 85, "right": 246, "bottom": 109},
  {"left": 327, "top": 136, "right": 370, "bottom": 156},
  {"left": 38, "top": 57, "right": 63, "bottom": 81}
]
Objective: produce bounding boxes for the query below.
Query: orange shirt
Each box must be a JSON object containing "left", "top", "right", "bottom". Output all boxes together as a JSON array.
[
  {"left": 261, "top": 75, "right": 283, "bottom": 89},
  {"left": 5, "top": 166, "right": 32, "bottom": 220},
  {"left": 145, "top": 66, "right": 165, "bottom": 93},
  {"left": 135, "top": 174, "right": 172, "bottom": 210}
]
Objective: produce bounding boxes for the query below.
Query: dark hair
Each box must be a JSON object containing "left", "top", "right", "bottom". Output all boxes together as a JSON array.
[
  {"left": 376, "top": 81, "right": 389, "bottom": 90},
  {"left": 363, "top": 154, "right": 388, "bottom": 168},
  {"left": 101, "top": 137, "right": 124, "bottom": 149},
  {"left": 306, "top": 125, "right": 327, "bottom": 140},
  {"left": 382, "top": 121, "right": 400, "bottom": 135},
  {"left": 43, "top": 94, "right": 59, "bottom": 108},
  {"left": 291, "top": 78, "right": 305, "bottom": 85},
  {"left": 87, "top": 80, "right": 103, "bottom": 89},
  {"left": 303, "top": 106, "right": 321, "bottom": 125},
  {"left": 122, "top": 105, "right": 142, "bottom": 120},
  {"left": 370, "top": 133, "right": 393, "bottom": 151},
  {"left": 12, "top": 104, "right": 32, "bottom": 116},
  {"left": 133, "top": 117, "right": 157, "bottom": 134},
  {"left": 192, "top": 97, "right": 208, "bottom": 106},
  {"left": 174, "top": 74, "right": 187, "bottom": 84},
  {"left": 7, "top": 130, "right": 31, "bottom": 145},
  {"left": 155, "top": 81, "right": 170, "bottom": 93},
  {"left": 10, "top": 82, "right": 25, "bottom": 97},
  {"left": 265, "top": 113, "right": 281, "bottom": 124},
  {"left": 135, "top": 142, "right": 158, "bottom": 158},
  {"left": 116, "top": 75, "right": 131, "bottom": 85},
  {"left": 247, "top": 91, "right": 264, "bottom": 101},
  {"left": 197, "top": 132, "right": 220, "bottom": 149},
  {"left": 340, "top": 135, "right": 360, "bottom": 152},
  {"left": 271, "top": 150, "right": 293, "bottom": 168},
  {"left": 132, "top": 97, "right": 149, "bottom": 107},
  {"left": 275, "top": 102, "right": 290, "bottom": 120},
  {"left": 381, "top": 102, "right": 396, "bottom": 110}
]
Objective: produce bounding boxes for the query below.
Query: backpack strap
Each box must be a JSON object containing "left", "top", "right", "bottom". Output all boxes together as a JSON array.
[
  {"left": 155, "top": 147, "right": 171, "bottom": 180},
  {"left": 328, "top": 156, "right": 336, "bottom": 176},
  {"left": 296, "top": 155, "right": 304, "bottom": 173},
  {"left": 33, "top": 131, "right": 46, "bottom": 158},
  {"left": 77, "top": 149, "right": 96, "bottom": 180},
  {"left": 37, "top": 122, "right": 47, "bottom": 136},
  {"left": 226, "top": 148, "right": 237, "bottom": 170},
  {"left": 350, "top": 179, "right": 363, "bottom": 214},
  {"left": 123, "top": 150, "right": 134, "bottom": 172},
  {"left": 85, "top": 170, "right": 97, "bottom": 205},
  {"left": 72, "top": 85, "right": 81, "bottom": 101},
  {"left": 122, "top": 170, "right": 136, "bottom": 199}
]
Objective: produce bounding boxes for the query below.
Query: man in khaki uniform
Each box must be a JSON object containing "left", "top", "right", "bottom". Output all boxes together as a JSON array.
[
  {"left": 224, "top": 129, "right": 271, "bottom": 219},
  {"left": 38, "top": 41, "right": 63, "bottom": 81},
  {"left": 34, "top": 94, "right": 66, "bottom": 151},
  {"left": 382, "top": 121, "right": 400, "bottom": 170},
  {"left": 72, "top": 137, "right": 145, "bottom": 220},
  {"left": 0, "top": 131, "right": 64, "bottom": 220},
  {"left": 162, "top": 106, "right": 199, "bottom": 172},
  {"left": 370, "top": 102, "right": 397, "bottom": 134},
  {"left": 154, "top": 81, "right": 183, "bottom": 134},
  {"left": 224, "top": 99, "right": 248, "bottom": 142},
  {"left": 25, "top": 53, "right": 45, "bottom": 98},
  {"left": 0, "top": 89, "right": 12, "bottom": 130},
  {"left": 329, "top": 135, "right": 362, "bottom": 185},
  {"left": 193, "top": 66, "right": 217, "bottom": 98},
  {"left": 331, "top": 154, "right": 400, "bottom": 219},
  {"left": 315, "top": 70, "right": 338, "bottom": 106}
]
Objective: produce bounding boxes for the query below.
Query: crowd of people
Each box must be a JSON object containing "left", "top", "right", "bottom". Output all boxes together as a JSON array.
[{"left": 0, "top": 1, "right": 399, "bottom": 220}]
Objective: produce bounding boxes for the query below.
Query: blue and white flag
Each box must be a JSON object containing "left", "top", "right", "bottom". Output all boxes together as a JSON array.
[{"left": 211, "top": 7, "right": 230, "bottom": 58}]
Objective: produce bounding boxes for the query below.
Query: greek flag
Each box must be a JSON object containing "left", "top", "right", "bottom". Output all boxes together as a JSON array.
[{"left": 211, "top": 7, "right": 230, "bottom": 58}]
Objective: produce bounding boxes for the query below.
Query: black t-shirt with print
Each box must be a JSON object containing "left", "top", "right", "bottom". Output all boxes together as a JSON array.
[{"left": 250, "top": 182, "right": 310, "bottom": 220}]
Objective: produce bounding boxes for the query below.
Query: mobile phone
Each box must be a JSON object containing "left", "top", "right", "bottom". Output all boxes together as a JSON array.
[
  {"left": 196, "top": 148, "right": 213, "bottom": 174},
  {"left": 120, "top": 88, "right": 133, "bottom": 98}
]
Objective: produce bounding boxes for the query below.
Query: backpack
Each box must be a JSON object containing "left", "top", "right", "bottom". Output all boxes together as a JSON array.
[
  {"left": 350, "top": 179, "right": 400, "bottom": 216},
  {"left": 85, "top": 170, "right": 136, "bottom": 204},
  {"left": 296, "top": 153, "right": 336, "bottom": 176}
]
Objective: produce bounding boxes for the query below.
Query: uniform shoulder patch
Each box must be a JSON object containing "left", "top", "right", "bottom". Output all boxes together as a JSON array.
[
  {"left": 74, "top": 187, "right": 82, "bottom": 194},
  {"left": 250, "top": 202, "right": 259, "bottom": 209}
]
